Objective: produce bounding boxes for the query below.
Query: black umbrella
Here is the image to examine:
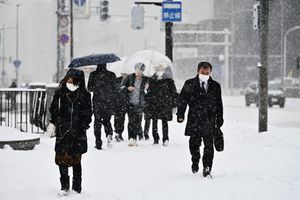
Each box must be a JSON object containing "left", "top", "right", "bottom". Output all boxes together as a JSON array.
[{"left": 68, "top": 53, "right": 121, "bottom": 68}]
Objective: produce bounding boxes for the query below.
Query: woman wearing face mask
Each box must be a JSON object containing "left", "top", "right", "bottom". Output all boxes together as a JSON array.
[
  {"left": 49, "top": 68, "right": 92, "bottom": 196},
  {"left": 144, "top": 64, "right": 178, "bottom": 146}
]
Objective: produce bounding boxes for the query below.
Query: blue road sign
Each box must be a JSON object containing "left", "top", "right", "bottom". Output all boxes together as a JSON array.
[
  {"left": 162, "top": 1, "right": 182, "bottom": 22},
  {"left": 74, "top": 0, "right": 86, "bottom": 6},
  {"left": 13, "top": 59, "right": 21, "bottom": 69}
]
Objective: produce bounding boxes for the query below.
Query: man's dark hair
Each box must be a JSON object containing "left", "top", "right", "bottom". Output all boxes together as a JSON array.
[{"left": 197, "top": 62, "right": 212, "bottom": 71}]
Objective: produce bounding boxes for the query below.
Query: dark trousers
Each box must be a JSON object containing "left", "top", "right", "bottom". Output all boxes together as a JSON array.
[
  {"left": 114, "top": 110, "right": 126, "bottom": 136},
  {"left": 59, "top": 163, "right": 82, "bottom": 192},
  {"left": 143, "top": 117, "right": 151, "bottom": 136},
  {"left": 94, "top": 112, "right": 113, "bottom": 147},
  {"left": 127, "top": 105, "right": 143, "bottom": 140},
  {"left": 189, "top": 135, "right": 214, "bottom": 170},
  {"left": 152, "top": 119, "right": 169, "bottom": 142}
]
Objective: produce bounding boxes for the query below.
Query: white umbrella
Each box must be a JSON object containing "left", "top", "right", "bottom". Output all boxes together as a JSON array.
[
  {"left": 123, "top": 50, "right": 174, "bottom": 78},
  {"left": 107, "top": 57, "right": 127, "bottom": 77}
]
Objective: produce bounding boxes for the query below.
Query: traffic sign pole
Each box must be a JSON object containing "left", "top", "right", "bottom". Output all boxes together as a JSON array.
[{"left": 133, "top": 1, "right": 182, "bottom": 61}]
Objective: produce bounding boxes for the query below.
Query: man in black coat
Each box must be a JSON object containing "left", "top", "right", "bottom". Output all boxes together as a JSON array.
[
  {"left": 177, "top": 61, "right": 223, "bottom": 178},
  {"left": 88, "top": 64, "right": 117, "bottom": 149},
  {"left": 114, "top": 73, "right": 129, "bottom": 142}
]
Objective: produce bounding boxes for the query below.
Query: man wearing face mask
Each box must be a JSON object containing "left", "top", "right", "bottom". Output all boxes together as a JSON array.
[{"left": 177, "top": 62, "right": 223, "bottom": 178}]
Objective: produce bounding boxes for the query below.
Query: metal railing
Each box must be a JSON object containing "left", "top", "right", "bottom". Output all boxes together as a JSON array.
[{"left": 0, "top": 88, "right": 48, "bottom": 133}]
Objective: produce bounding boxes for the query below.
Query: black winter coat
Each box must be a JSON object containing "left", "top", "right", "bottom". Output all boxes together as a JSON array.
[
  {"left": 121, "top": 73, "right": 149, "bottom": 107},
  {"left": 177, "top": 76, "right": 223, "bottom": 137},
  {"left": 49, "top": 87, "right": 92, "bottom": 156},
  {"left": 144, "top": 76, "right": 178, "bottom": 121},
  {"left": 87, "top": 66, "right": 117, "bottom": 115},
  {"left": 115, "top": 76, "right": 130, "bottom": 113}
]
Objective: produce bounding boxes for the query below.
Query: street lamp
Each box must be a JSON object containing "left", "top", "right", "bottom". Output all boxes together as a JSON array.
[{"left": 283, "top": 25, "right": 300, "bottom": 78}]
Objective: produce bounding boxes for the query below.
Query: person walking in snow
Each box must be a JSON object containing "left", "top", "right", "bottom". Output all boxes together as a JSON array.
[
  {"left": 121, "top": 62, "right": 149, "bottom": 146},
  {"left": 177, "top": 61, "right": 223, "bottom": 178},
  {"left": 114, "top": 73, "right": 129, "bottom": 142},
  {"left": 88, "top": 64, "right": 117, "bottom": 149},
  {"left": 49, "top": 68, "right": 92, "bottom": 195},
  {"left": 144, "top": 64, "right": 178, "bottom": 146}
]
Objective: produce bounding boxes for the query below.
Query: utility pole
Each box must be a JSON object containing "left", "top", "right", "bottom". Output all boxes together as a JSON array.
[
  {"left": 56, "top": 0, "right": 61, "bottom": 82},
  {"left": 165, "top": 22, "right": 173, "bottom": 61},
  {"left": 56, "top": 0, "right": 69, "bottom": 82},
  {"left": 70, "top": 0, "right": 73, "bottom": 60},
  {"left": 258, "top": 0, "right": 270, "bottom": 132},
  {"left": 1, "top": 24, "right": 5, "bottom": 87}
]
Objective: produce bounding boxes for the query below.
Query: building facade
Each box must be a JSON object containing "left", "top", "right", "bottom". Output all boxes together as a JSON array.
[{"left": 174, "top": 0, "right": 300, "bottom": 88}]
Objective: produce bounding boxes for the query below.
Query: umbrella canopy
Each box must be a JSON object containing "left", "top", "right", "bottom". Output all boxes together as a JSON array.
[
  {"left": 123, "top": 50, "right": 174, "bottom": 78},
  {"left": 68, "top": 53, "right": 120, "bottom": 68},
  {"left": 71, "top": 57, "right": 127, "bottom": 74},
  {"left": 107, "top": 57, "right": 127, "bottom": 77}
]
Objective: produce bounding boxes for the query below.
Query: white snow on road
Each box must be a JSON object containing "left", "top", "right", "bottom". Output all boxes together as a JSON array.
[{"left": 0, "top": 96, "right": 300, "bottom": 200}]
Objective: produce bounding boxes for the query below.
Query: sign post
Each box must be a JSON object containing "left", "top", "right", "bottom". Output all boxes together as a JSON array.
[
  {"left": 162, "top": 1, "right": 181, "bottom": 61},
  {"left": 133, "top": 1, "right": 182, "bottom": 61}
]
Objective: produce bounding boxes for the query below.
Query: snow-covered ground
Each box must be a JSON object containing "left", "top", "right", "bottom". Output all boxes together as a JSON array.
[{"left": 0, "top": 96, "right": 300, "bottom": 200}]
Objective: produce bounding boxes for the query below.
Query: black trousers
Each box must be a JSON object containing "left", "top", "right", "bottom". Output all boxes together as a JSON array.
[
  {"left": 59, "top": 163, "right": 82, "bottom": 191},
  {"left": 152, "top": 118, "right": 169, "bottom": 143},
  {"left": 143, "top": 117, "right": 151, "bottom": 136},
  {"left": 127, "top": 105, "right": 143, "bottom": 140},
  {"left": 114, "top": 110, "right": 126, "bottom": 136},
  {"left": 189, "top": 134, "right": 214, "bottom": 170},
  {"left": 94, "top": 112, "right": 113, "bottom": 147}
]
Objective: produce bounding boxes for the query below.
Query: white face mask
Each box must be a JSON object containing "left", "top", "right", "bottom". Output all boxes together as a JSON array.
[
  {"left": 66, "top": 83, "right": 79, "bottom": 92},
  {"left": 199, "top": 73, "right": 210, "bottom": 82}
]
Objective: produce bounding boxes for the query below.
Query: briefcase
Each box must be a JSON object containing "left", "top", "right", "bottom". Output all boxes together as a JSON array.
[{"left": 214, "top": 128, "right": 224, "bottom": 152}]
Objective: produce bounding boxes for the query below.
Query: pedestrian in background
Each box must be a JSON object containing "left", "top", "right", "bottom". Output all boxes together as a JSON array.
[
  {"left": 145, "top": 64, "right": 178, "bottom": 146},
  {"left": 88, "top": 64, "right": 117, "bottom": 149},
  {"left": 49, "top": 68, "right": 92, "bottom": 196},
  {"left": 177, "top": 61, "right": 223, "bottom": 178},
  {"left": 114, "top": 73, "right": 129, "bottom": 142},
  {"left": 121, "top": 63, "right": 149, "bottom": 146}
]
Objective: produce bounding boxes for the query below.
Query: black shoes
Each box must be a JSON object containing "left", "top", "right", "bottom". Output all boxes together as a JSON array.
[
  {"left": 191, "top": 163, "right": 199, "bottom": 174},
  {"left": 144, "top": 134, "right": 150, "bottom": 140},
  {"left": 72, "top": 178, "right": 82, "bottom": 194},
  {"left": 191, "top": 165, "right": 212, "bottom": 178},
  {"left": 115, "top": 134, "right": 124, "bottom": 142},
  {"left": 138, "top": 135, "right": 144, "bottom": 140},
  {"left": 203, "top": 167, "right": 212, "bottom": 178}
]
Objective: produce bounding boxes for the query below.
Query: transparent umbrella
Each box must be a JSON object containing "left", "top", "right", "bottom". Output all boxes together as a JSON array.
[{"left": 123, "top": 50, "right": 174, "bottom": 78}]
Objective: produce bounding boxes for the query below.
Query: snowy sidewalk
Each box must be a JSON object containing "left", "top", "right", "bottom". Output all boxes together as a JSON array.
[{"left": 0, "top": 96, "right": 300, "bottom": 200}]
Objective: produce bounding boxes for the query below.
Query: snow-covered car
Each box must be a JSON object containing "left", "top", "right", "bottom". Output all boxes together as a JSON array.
[{"left": 245, "top": 82, "right": 286, "bottom": 108}]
